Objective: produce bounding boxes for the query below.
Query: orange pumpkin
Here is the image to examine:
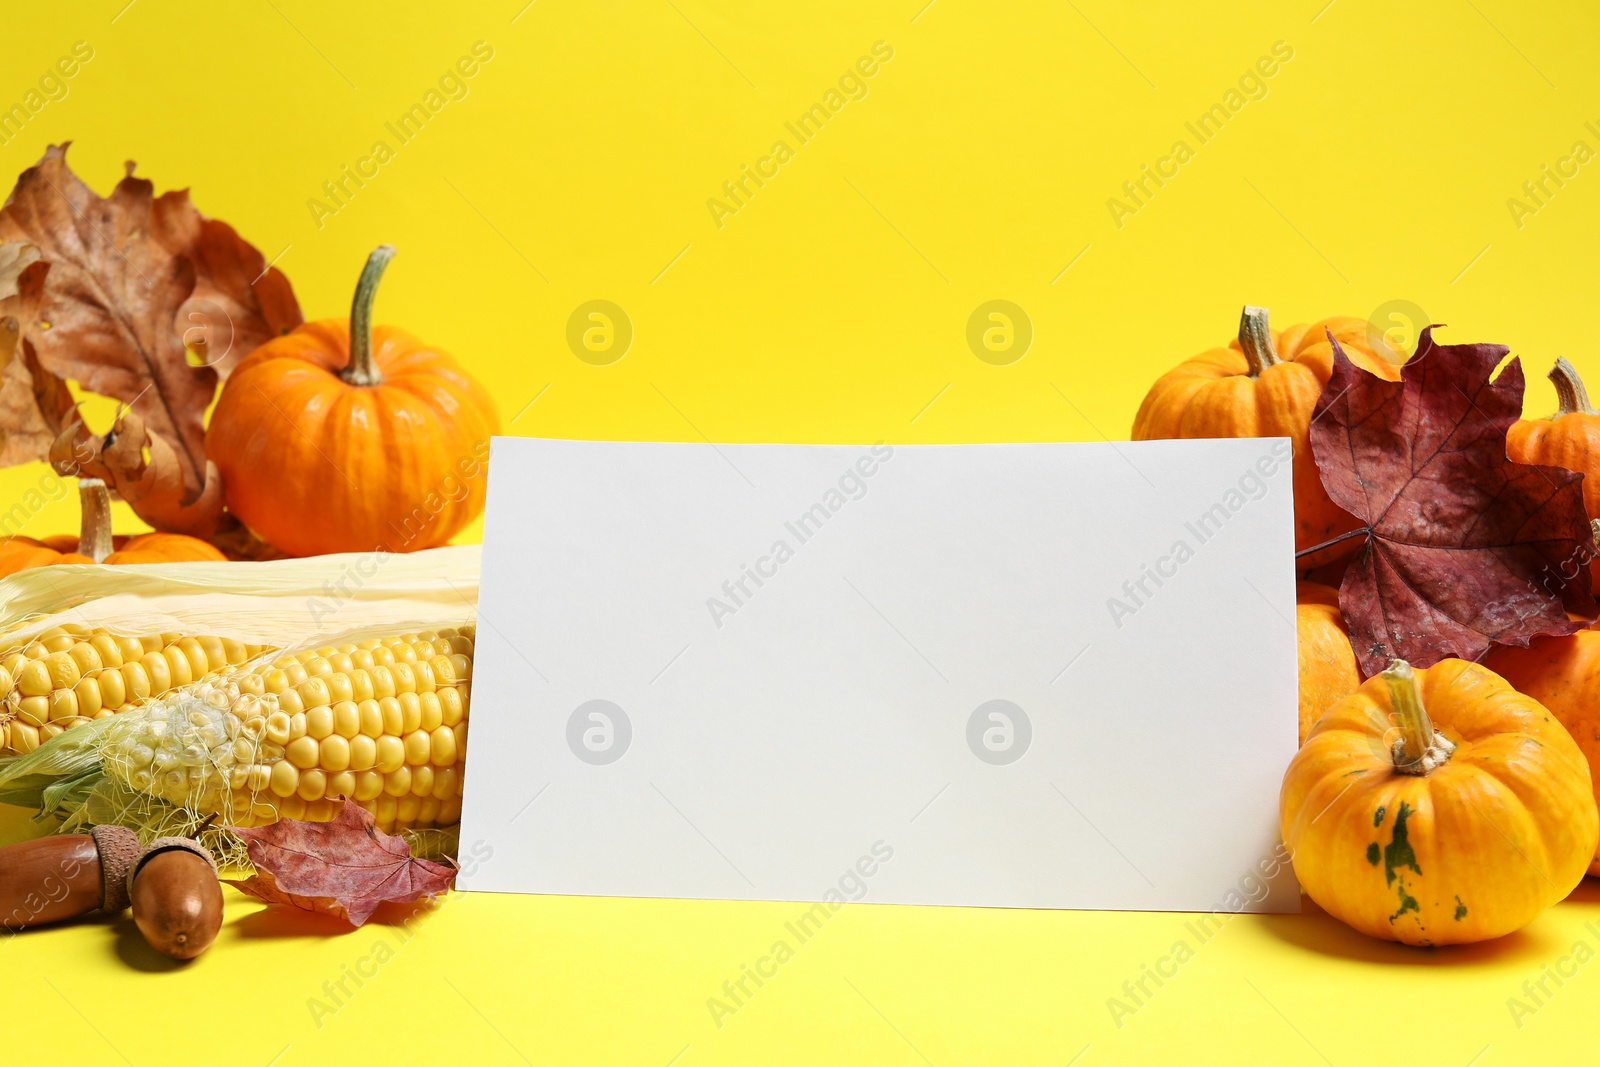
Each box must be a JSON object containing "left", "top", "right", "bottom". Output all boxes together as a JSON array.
[
  {"left": 1296, "top": 581, "right": 1360, "bottom": 745},
  {"left": 206, "top": 246, "right": 500, "bottom": 557},
  {"left": 1485, "top": 623, "right": 1600, "bottom": 875},
  {"left": 1282, "top": 658, "right": 1596, "bottom": 945},
  {"left": 1132, "top": 307, "right": 1405, "bottom": 563},
  {"left": 1506, "top": 358, "right": 1600, "bottom": 583},
  {"left": 0, "top": 478, "right": 225, "bottom": 578}
]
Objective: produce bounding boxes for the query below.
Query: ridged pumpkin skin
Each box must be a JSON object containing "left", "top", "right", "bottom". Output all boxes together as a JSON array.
[
  {"left": 1282, "top": 659, "right": 1596, "bottom": 946},
  {"left": 0, "top": 531, "right": 224, "bottom": 578},
  {"left": 1506, "top": 359, "right": 1600, "bottom": 584},
  {"left": 1485, "top": 626, "right": 1600, "bottom": 875},
  {"left": 1296, "top": 581, "right": 1360, "bottom": 745},
  {"left": 1133, "top": 312, "right": 1403, "bottom": 559},
  {"left": 207, "top": 318, "right": 499, "bottom": 557}
]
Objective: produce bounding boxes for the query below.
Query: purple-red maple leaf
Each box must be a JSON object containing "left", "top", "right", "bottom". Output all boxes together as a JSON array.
[
  {"left": 1311, "top": 327, "right": 1596, "bottom": 676},
  {"left": 225, "top": 801, "right": 457, "bottom": 926}
]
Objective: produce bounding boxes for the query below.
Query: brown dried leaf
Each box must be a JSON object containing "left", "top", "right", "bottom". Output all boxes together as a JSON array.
[
  {"left": 0, "top": 143, "right": 302, "bottom": 494},
  {"left": 50, "top": 411, "right": 224, "bottom": 538},
  {"left": 225, "top": 801, "right": 457, "bottom": 927},
  {"left": 0, "top": 340, "right": 76, "bottom": 468}
]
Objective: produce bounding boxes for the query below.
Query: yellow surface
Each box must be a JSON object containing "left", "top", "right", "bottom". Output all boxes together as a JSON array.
[{"left": 3, "top": 1, "right": 1600, "bottom": 1063}]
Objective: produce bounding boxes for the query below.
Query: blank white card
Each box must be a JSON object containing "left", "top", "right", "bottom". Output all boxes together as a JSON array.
[{"left": 458, "top": 437, "right": 1300, "bottom": 913}]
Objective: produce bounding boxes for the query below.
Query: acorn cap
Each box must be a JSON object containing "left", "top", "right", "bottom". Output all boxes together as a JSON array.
[
  {"left": 126, "top": 836, "right": 218, "bottom": 900},
  {"left": 89, "top": 824, "right": 141, "bottom": 914}
]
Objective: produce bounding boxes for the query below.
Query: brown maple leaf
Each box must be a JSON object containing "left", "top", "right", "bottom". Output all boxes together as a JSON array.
[
  {"left": 0, "top": 143, "right": 301, "bottom": 508},
  {"left": 50, "top": 411, "right": 225, "bottom": 538},
  {"left": 1311, "top": 327, "right": 1596, "bottom": 675},
  {"left": 225, "top": 801, "right": 457, "bottom": 926}
]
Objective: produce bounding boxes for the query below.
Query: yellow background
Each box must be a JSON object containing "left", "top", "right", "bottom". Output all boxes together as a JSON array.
[{"left": 3, "top": 1, "right": 1600, "bottom": 1063}]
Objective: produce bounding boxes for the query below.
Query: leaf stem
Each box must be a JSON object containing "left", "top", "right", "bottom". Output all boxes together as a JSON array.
[
  {"left": 1239, "top": 305, "right": 1279, "bottom": 377},
  {"left": 1294, "top": 526, "right": 1370, "bottom": 559},
  {"left": 342, "top": 245, "right": 395, "bottom": 387},
  {"left": 1550, "top": 357, "right": 1597, "bottom": 417},
  {"left": 77, "top": 478, "right": 113, "bottom": 564}
]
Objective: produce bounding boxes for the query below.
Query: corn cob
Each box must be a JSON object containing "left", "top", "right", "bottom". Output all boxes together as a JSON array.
[
  {"left": 0, "top": 626, "right": 269, "bottom": 757},
  {"left": 101, "top": 627, "right": 472, "bottom": 834}
]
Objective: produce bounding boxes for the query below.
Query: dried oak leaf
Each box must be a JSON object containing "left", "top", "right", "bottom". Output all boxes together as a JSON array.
[
  {"left": 50, "top": 410, "right": 225, "bottom": 538},
  {"left": 1312, "top": 327, "right": 1596, "bottom": 676},
  {"left": 0, "top": 241, "right": 75, "bottom": 466},
  {"left": 0, "top": 143, "right": 302, "bottom": 508},
  {"left": 225, "top": 801, "right": 457, "bottom": 926}
]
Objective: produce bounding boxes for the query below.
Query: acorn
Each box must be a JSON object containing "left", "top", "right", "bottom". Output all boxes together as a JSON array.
[
  {"left": 128, "top": 837, "right": 223, "bottom": 960},
  {"left": 0, "top": 825, "right": 140, "bottom": 930}
]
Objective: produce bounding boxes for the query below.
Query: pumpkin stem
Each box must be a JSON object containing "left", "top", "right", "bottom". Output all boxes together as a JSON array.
[
  {"left": 1239, "top": 305, "right": 1279, "bottom": 377},
  {"left": 77, "top": 478, "right": 114, "bottom": 564},
  {"left": 342, "top": 245, "right": 396, "bottom": 388},
  {"left": 1550, "top": 358, "right": 1597, "bottom": 417},
  {"left": 1383, "top": 659, "right": 1455, "bottom": 776}
]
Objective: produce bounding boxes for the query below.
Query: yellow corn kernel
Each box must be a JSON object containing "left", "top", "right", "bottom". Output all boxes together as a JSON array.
[
  {"left": 297, "top": 675, "right": 331, "bottom": 710},
  {"left": 438, "top": 686, "right": 464, "bottom": 727},
  {"left": 278, "top": 795, "right": 308, "bottom": 820},
  {"left": 66, "top": 642, "right": 102, "bottom": 675},
  {"left": 349, "top": 669, "right": 375, "bottom": 702},
  {"left": 15, "top": 695, "right": 48, "bottom": 727},
  {"left": 327, "top": 770, "right": 356, "bottom": 800},
  {"left": 320, "top": 735, "right": 351, "bottom": 772},
  {"left": 97, "top": 667, "right": 127, "bottom": 710},
  {"left": 72, "top": 676, "right": 102, "bottom": 718},
  {"left": 306, "top": 705, "right": 334, "bottom": 741},
  {"left": 418, "top": 692, "right": 443, "bottom": 733},
  {"left": 349, "top": 734, "right": 377, "bottom": 771},
  {"left": 353, "top": 770, "right": 384, "bottom": 801},
  {"left": 16, "top": 658, "right": 52, "bottom": 697},
  {"left": 383, "top": 766, "right": 412, "bottom": 797},
  {"left": 286, "top": 736, "right": 320, "bottom": 769},
  {"left": 10, "top": 721, "right": 39, "bottom": 753},
  {"left": 391, "top": 662, "right": 417, "bottom": 695},
  {"left": 403, "top": 730, "right": 431, "bottom": 766},
  {"left": 287, "top": 712, "right": 307, "bottom": 740},
  {"left": 398, "top": 692, "right": 422, "bottom": 734},
  {"left": 277, "top": 689, "right": 305, "bottom": 717},
  {"left": 264, "top": 711, "right": 291, "bottom": 745},
  {"left": 163, "top": 645, "right": 194, "bottom": 688},
  {"left": 430, "top": 726, "right": 458, "bottom": 766},
  {"left": 410, "top": 765, "right": 435, "bottom": 797},
  {"left": 47, "top": 689, "right": 78, "bottom": 722},
  {"left": 268, "top": 761, "right": 300, "bottom": 797},
  {"left": 375, "top": 735, "right": 405, "bottom": 773},
  {"left": 296, "top": 769, "right": 327, "bottom": 802}
]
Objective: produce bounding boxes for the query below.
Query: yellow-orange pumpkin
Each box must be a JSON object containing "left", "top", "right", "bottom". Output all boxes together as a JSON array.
[
  {"left": 1486, "top": 623, "right": 1600, "bottom": 875},
  {"left": 1296, "top": 581, "right": 1360, "bottom": 745},
  {"left": 0, "top": 478, "right": 225, "bottom": 578},
  {"left": 206, "top": 246, "right": 500, "bottom": 557},
  {"left": 1507, "top": 358, "right": 1600, "bottom": 584},
  {"left": 1282, "top": 658, "right": 1596, "bottom": 945},
  {"left": 1133, "top": 307, "right": 1404, "bottom": 562}
]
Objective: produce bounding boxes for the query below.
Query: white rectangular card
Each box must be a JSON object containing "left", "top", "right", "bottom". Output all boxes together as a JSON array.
[{"left": 458, "top": 437, "right": 1300, "bottom": 913}]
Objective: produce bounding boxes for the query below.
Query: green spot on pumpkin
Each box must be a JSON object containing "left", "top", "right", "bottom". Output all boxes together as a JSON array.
[
  {"left": 1366, "top": 843, "right": 1380, "bottom": 865},
  {"left": 1373, "top": 805, "right": 1386, "bottom": 827},
  {"left": 1390, "top": 881, "right": 1420, "bottom": 922},
  {"left": 1454, "top": 896, "right": 1467, "bottom": 921},
  {"left": 1383, "top": 802, "right": 1421, "bottom": 886}
]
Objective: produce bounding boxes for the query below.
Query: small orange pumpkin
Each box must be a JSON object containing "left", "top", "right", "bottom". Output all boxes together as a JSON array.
[
  {"left": 1282, "top": 658, "right": 1596, "bottom": 945},
  {"left": 1133, "top": 307, "right": 1405, "bottom": 563},
  {"left": 206, "top": 246, "right": 501, "bottom": 557},
  {"left": 1506, "top": 358, "right": 1600, "bottom": 583},
  {"left": 0, "top": 478, "right": 225, "bottom": 579},
  {"left": 1485, "top": 623, "right": 1600, "bottom": 875},
  {"left": 1296, "top": 581, "right": 1360, "bottom": 745}
]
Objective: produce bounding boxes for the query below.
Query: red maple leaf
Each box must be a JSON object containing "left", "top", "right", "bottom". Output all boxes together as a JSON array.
[
  {"left": 225, "top": 802, "right": 457, "bottom": 926},
  {"left": 1310, "top": 327, "right": 1596, "bottom": 676}
]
